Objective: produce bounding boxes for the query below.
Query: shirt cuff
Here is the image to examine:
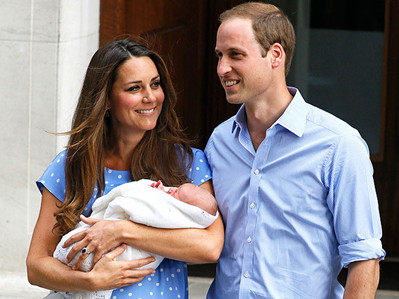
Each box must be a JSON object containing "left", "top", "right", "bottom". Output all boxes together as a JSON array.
[{"left": 338, "top": 238, "right": 386, "bottom": 268}]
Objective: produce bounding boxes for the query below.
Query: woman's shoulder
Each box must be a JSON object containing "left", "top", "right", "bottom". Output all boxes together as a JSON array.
[
  {"left": 42, "top": 149, "right": 68, "bottom": 165},
  {"left": 174, "top": 145, "right": 205, "bottom": 162},
  {"left": 41, "top": 150, "right": 68, "bottom": 174},
  {"left": 191, "top": 147, "right": 204, "bottom": 156},
  {"left": 36, "top": 150, "right": 68, "bottom": 199},
  {"left": 187, "top": 147, "right": 212, "bottom": 185}
]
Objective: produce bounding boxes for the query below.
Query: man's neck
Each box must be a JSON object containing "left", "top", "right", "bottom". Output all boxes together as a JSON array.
[{"left": 245, "top": 86, "right": 293, "bottom": 151}]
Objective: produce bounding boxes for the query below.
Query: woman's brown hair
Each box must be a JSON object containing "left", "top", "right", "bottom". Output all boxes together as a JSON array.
[{"left": 54, "top": 38, "right": 193, "bottom": 235}]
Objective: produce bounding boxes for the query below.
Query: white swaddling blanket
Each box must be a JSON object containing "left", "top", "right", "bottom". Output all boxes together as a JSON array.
[{"left": 54, "top": 179, "right": 218, "bottom": 272}]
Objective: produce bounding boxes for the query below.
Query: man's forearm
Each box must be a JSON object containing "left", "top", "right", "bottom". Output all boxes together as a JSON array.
[{"left": 343, "top": 259, "right": 380, "bottom": 299}]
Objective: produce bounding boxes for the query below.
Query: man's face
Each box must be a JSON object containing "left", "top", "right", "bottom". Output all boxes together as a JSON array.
[{"left": 215, "top": 18, "right": 273, "bottom": 105}]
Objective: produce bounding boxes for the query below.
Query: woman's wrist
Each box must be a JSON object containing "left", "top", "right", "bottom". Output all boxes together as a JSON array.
[
  {"left": 83, "top": 271, "right": 97, "bottom": 292},
  {"left": 116, "top": 219, "right": 137, "bottom": 245}
]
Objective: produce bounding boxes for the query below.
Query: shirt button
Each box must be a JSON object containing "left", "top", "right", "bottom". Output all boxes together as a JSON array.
[
  {"left": 244, "top": 271, "right": 249, "bottom": 278},
  {"left": 250, "top": 203, "right": 255, "bottom": 209},
  {"left": 254, "top": 169, "right": 260, "bottom": 175},
  {"left": 247, "top": 237, "right": 252, "bottom": 243}
]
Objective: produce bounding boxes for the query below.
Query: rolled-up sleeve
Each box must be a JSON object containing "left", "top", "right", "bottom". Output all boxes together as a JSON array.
[
  {"left": 325, "top": 133, "right": 386, "bottom": 267},
  {"left": 339, "top": 239, "right": 385, "bottom": 267}
]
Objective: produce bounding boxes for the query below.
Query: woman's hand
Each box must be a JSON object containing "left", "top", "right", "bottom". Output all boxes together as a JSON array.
[
  {"left": 27, "top": 188, "right": 156, "bottom": 292},
  {"left": 88, "top": 244, "right": 156, "bottom": 291},
  {"left": 63, "top": 215, "right": 126, "bottom": 270}
]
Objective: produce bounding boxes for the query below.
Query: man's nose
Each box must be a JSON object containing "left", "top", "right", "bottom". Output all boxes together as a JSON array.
[{"left": 217, "top": 57, "right": 232, "bottom": 76}]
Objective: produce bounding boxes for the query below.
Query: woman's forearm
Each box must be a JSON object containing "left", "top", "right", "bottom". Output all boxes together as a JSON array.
[
  {"left": 26, "top": 189, "right": 94, "bottom": 292},
  {"left": 62, "top": 180, "right": 224, "bottom": 267},
  {"left": 118, "top": 215, "right": 224, "bottom": 263},
  {"left": 115, "top": 180, "right": 224, "bottom": 263},
  {"left": 27, "top": 188, "right": 155, "bottom": 292},
  {"left": 27, "top": 255, "right": 93, "bottom": 292},
  {"left": 27, "top": 247, "right": 156, "bottom": 292}
]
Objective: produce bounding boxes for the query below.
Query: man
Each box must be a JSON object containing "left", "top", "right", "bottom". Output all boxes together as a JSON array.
[{"left": 205, "top": 2, "right": 385, "bottom": 298}]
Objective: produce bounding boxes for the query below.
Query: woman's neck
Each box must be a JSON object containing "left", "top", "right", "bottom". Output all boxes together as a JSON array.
[{"left": 105, "top": 134, "right": 142, "bottom": 171}]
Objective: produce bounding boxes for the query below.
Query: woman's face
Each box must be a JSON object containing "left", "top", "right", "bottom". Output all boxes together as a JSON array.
[{"left": 109, "top": 56, "right": 165, "bottom": 139}]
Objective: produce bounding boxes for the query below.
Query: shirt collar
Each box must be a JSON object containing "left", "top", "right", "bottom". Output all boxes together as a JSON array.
[
  {"left": 231, "top": 87, "right": 307, "bottom": 137},
  {"left": 276, "top": 87, "right": 307, "bottom": 137},
  {"left": 232, "top": 104, "right": 246, "bottom": 133}
]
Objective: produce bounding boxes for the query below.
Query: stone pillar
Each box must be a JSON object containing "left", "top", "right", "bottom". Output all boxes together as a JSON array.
[{"left": 0, "top": 0, "right": 99, "bottom": 295}]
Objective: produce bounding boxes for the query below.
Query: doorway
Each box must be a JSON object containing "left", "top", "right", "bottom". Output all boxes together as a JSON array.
[{"left": 100, "top": 0, "right": 399, "bottom": 261}]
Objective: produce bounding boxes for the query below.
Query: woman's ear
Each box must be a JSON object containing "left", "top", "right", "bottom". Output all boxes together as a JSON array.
[{"left": 270, "top": 43, "right": 284, "bottom": 69}]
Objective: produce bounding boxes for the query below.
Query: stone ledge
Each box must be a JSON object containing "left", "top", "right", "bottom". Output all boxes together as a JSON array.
[{"left": 0, "top": 271, "right": 48, "bottom": 298}]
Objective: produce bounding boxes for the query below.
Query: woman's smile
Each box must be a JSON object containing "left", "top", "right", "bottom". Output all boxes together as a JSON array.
[{"left": 109, "top": 56, "right": 165, "bottom": 136}]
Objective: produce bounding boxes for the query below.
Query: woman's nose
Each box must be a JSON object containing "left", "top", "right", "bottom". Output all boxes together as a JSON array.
[{"left": 143, "top": 90, "right": 156, "bottom": 102}]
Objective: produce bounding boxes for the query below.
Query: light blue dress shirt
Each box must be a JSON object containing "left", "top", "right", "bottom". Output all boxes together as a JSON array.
[{"left": 205, "top": 87, "right": 385, "bottom": 299}]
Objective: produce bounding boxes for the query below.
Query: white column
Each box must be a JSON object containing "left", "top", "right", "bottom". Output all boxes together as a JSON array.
[{"left": 0, "top": 0, "right": 99, "bottom": 295}]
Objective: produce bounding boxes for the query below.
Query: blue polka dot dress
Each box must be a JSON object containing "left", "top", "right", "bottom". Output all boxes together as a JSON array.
[{"left": 37, "top": 148, "right": 212, "bottom": 299}]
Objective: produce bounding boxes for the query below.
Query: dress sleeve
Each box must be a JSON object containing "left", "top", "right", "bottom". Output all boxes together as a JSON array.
[
  {"left": 188, "top": 148, "right": 212, "bottom": 186},
  {"left": 324, "top": 134, "right": 385, "bottom": 267},
  {"left": 36, "top": 150, "right": 67, "bottom": 203}
]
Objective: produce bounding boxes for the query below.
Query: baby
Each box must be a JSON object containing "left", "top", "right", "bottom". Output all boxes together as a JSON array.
[
  {"left": 47, "top": 179, "right": 218, "bottom": 299},
  {"left": 151, "top": 180, "right": 217, "bottom": 216}
]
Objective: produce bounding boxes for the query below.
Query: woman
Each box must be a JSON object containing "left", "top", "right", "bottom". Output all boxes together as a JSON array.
[{"left": 26, "top": 38, "right": 224, "bottom": 299}]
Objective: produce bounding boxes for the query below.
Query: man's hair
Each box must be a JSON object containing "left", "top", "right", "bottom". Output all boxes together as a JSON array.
[{"left": 220, "top": 2, "right": 295, "bottom": 76}]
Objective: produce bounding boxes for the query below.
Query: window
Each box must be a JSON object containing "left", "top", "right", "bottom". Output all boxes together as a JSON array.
[{"left": 272, "top": 0, "right": 386, "bottom": 156}]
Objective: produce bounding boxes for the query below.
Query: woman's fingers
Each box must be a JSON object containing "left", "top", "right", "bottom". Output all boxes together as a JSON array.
[
  {"left": 62, "top": 230, "right": 85, "bottom": 249},
  {"left": 80, "top": 214, "right": 101, "bottom": 226},
  {"left": 104, "top": 245, "right": 156, "bottom": 268},
  {"left": 105, "top": 243, "right": 127, "bottom": 260},
  {"left": 87, "top": 247, "right": 156, "bottom": 290},
  {"left": 64, "top": 234, "right": 95, "bottom": 265},
  {"left": 121, "top": 268, "right": 156, "bottom": 286},
  {"left": 64, "top": 219, "right": 115, "bottom": 264},
  {"left": 71, "top": 246, "right": 95, "bottom": 270},
  {"left": 71, "top": 243, "right": 157, "bottom": 272},
  {"left": 121, "top": 257, "right": 157, "bottom": 270},
  {"left": 114, "top": 257, "right": 157, "bottom": 287},
  {"left": 98, "top": 266, "right": 156, "bottom": 290}
]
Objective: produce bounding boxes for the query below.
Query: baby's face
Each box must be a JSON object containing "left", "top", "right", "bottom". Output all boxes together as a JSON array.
[
  {"left": 167, "top": 183, "right": 198, "bottom": 202},
  {"left": 167, "top": 183, "right": 217, "bottom": 215}
]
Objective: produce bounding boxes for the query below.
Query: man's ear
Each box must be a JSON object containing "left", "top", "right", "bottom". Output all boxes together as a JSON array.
[{"left": 270, "top": 43, "right": 284, "bottom": 69}]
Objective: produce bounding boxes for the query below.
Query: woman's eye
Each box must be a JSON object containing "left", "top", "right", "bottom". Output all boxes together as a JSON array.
[
  {"left": 152, "top": 81, "right": 161, "bottom": 88},
  {"left": 127, "top": 86, "right": 139, "bottom": 92}
]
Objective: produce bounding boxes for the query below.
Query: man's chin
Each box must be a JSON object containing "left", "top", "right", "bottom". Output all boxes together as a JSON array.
[{"left": 225, "top": 95, "right": 242, "bottom": 104}]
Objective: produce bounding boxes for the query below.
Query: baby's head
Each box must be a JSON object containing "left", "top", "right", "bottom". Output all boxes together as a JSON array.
[{"left": 168, "top": 183, "right": 217, "bottom": 216}]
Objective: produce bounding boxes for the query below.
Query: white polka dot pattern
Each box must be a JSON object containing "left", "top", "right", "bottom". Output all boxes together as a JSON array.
[{"left": 36, "top": 148, "right": 212, "bottom": 298}]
